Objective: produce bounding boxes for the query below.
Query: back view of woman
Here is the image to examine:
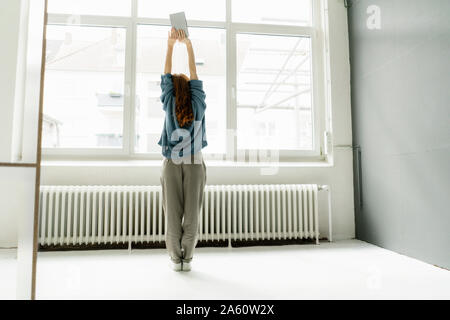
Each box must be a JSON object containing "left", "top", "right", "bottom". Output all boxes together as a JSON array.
[{"left": 159, "top": 28, "right": 207, "bottom": 272}]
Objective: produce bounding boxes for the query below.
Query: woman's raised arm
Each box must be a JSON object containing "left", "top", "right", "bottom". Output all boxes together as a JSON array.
[
  {"left": 178, "top": 30, "right": 198, "bottom": 80},
  {"left": 164, "top": 27, "right": 177, "bottom": 74}
]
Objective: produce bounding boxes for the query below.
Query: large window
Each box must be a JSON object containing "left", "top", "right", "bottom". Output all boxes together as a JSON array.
[
  {"left": 236, "top": 34, "right": 313, "bottom": 151},
  {"left": 43, "top": 0, "right": 324, "bottom": 160},
  {"left": 43, "top": 25, "right": 126, "bottom": 148}
]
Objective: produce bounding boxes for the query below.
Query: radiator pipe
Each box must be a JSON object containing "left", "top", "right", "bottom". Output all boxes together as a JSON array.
[{"left": 318, "top": 185, "right": 333, "bottom": 242}]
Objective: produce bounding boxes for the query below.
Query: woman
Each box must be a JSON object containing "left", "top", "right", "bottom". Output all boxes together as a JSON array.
[{"left": 159, "top": 28, "right": 207, "bottom": 272}]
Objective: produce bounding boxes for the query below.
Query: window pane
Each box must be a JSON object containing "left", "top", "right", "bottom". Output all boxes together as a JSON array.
[
  {"left": 48, "top": 0, "right": 131, "bottom": 16},
  {"left": 138, "top": 0, "right": 225, "bottom": 21},
  {"left": 135, "top": 25, "right": 226, "bottom": 154},
  {"left": 43, "top": 25, "right": 126, "bottom": 148},
  {"left": 233, "top": 0, "right": 312, "bottom": 26},
  {"left": 236, "top": 34, "right": 313, "bottom": 150}
]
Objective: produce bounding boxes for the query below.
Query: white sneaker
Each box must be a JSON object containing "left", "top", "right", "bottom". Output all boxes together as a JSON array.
[
  {"left": 171, "top": 261, "right": 182, "bottom": 271},
  {"left": 182, "top": 261, "right": 191, "bottom": 271}
]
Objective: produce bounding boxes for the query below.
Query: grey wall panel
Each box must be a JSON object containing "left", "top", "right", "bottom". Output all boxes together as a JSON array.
[{"left": 348, "top": 0, "right": 450, "bottom": 268}]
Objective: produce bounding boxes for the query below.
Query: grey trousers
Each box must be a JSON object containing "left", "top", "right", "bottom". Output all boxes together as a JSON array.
[{"left": 160, "top": 157, "right": 206, "bottom": 263}]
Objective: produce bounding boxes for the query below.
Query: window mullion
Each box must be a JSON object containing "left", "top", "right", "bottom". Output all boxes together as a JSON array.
[
  {"left": 131, "top": 0, "right": 137, "bottom": 18},
  {"left": 126, "top": 0, "right": 138, "bottom": 156},
  {"left": 47, "top": 13, "right": 130, "bottom": 27},
  {"left": 311, "top": 0, "right": 325, "bottom": 157},
  {"left": 123, "top": 17, "right": 137, "bottom": 156},
  {"left": 226, "top": 0, "right": 237, "bottom": 161},
  {"left": 230, "top": 22, "right": 314, "bottom": 37}
]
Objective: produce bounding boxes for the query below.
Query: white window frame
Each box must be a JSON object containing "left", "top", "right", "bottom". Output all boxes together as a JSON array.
[{"left": 43, "top": 0, "right": 327, "bottom": 162}]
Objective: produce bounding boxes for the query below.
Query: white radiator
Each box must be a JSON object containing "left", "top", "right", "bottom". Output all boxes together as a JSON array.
[{"left": 39, "top": 184, "right": 326, "bottom": 247}]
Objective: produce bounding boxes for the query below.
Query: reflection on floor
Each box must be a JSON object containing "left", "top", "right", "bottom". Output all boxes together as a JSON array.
[
  {"left": 29, "top": 240, "right": 450, "bottom": 299},
  {"left": 0, "top": 249, "right": 17, "bottom": 300}
]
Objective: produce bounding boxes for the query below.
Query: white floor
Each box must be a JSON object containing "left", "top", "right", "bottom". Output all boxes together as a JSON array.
[{"left": 2, "top": 240, "right": 450, "bottom": 299}]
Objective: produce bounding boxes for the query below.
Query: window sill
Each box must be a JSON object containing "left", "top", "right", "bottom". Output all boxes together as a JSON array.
[{"left": 41, "top": 159, "right": 333, "bottom": 168}]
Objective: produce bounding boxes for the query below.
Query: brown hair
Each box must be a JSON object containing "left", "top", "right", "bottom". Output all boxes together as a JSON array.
[{"left": 172, "top": 73, "right": 194, "bottom": 128}]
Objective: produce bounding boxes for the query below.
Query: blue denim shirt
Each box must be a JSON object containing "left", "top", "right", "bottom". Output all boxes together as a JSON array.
[{"left": 158, "top": 73, "right": 207, "bottom": 159}]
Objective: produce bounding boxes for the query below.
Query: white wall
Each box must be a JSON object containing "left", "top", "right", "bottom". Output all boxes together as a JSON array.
[
  {"left": 0, "top": 167, "right": 35, "bottom": 279},
  {"left": 0, "top": 164, "right": 40, "bottom": 300},
  {"left": 0, "top": 0, "right": 22, "bottom": 162},
  {"left": 0, "top": 0, "right": 45, "bottom": 298},
  {"left": 0, "top": 0, "right": 25, "bottom": 246},
  {"left": 0, "top": 0, "right": 42, "bottom": 164},
  {"left": 19, "top": 0, "right": 44, "bottom": 163},
  {"left": 0, "top": 0, "right": 45, "bottom": 246},
  {"left": 0, "top": 168, "right": 36, "bottom": 247},
  {"left": 40, "top": 1, "right": 355, "bottom": 241}
]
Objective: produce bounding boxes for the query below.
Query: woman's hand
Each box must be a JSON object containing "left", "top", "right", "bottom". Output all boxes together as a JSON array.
[
  {"left": 168, "top": 27, "right": 177, "bottom": 47},
  {"left": 176, "top": 29, "right": 191, "bottom": 45}
]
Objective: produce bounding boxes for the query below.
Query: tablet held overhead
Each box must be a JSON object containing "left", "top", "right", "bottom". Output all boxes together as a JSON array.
[{"left": 170, "top": 11, "right": 189, "bottom": 38}]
